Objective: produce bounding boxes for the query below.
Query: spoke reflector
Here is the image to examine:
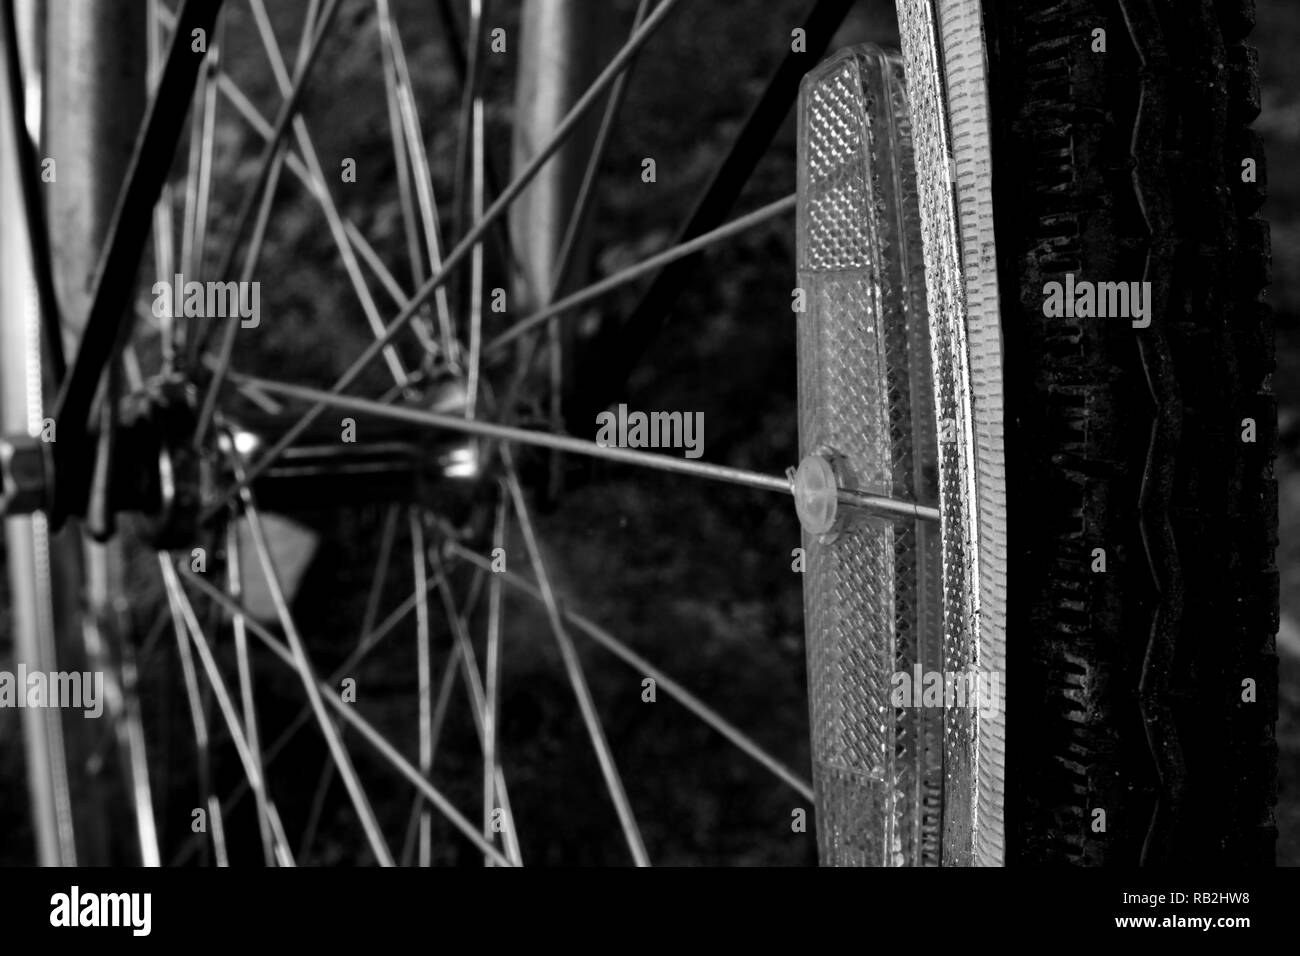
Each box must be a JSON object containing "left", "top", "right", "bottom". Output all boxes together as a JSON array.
[{"left": 796, "top": 46, "right": 943, "bottom": 866}]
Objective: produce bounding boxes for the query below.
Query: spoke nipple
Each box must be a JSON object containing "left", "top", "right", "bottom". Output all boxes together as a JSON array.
[{"left": 791, "top": 451, "right": 840, "bottom": 537}]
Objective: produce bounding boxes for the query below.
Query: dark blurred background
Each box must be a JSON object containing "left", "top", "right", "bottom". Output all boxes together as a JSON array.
[{"left": 1259, "top": 0, "right": 1300, "bottom": 870}]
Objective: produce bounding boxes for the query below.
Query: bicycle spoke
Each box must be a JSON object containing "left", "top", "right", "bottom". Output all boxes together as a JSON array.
[
  {"left": 303, "top": 500, "right": 397, "bottom": 863},
  {"left": 121, "top": 340, "right": 146, "bottom": 393},
  {"left": 195, "top": 139, "right": 286, "bottom": 444},
  {"left": 392, "top": 570, "right": 461, "bottom": 773},
  {"left": 159, "top": 554, "right": 228, "bottom": 866},
  {"left": 483, "top": 492, "right": 506, "bottom": 863},
  {"left": 567, "top": 0, "right": 856, "bottom": 427},
  {"left": 190, "top": 0, "right": 350, "bottom": 441},
  {"left": 196, "top": 350, "right": 284, "bottom": 413},
  {"left": 410, "top": 508, "right": 434, "bottom": 866},
  {"left": 378, "top": 0, "right": 457, "bottom": 359},
  {"left": 173, "top": 1, "right": 336, "bottom": 369},
  {"left": 113, "top": 619, "right": 162, "bottom": 867},
  {"left": 179, "top": 0, "right": 332, "bottom": 291},
  {"left": 452, "top": 0, "right": 487, "bottom": 399},
  {"left": 297, "top": 754, "right": 334, "bottom": 862},
  {"left": 134, "top": 596, "right": 176, "bottom": 672},
  {"left": 171, "top": 500, "right": 499, "bottom": 865},
  {"left": 362, "top": 505, "right": 402, "bottom": 638},
  {"left": 204, "top": 564, "right": 445, "bottom": 836},
  {"left": 223, "top": 371, "right": 942, "bottom": 522},
  {"left": 373, "top": 0, "right": 425, "bottom": 294},
  {"left": 494, "top": 765, "right": 523, "bottom": 866},
  {"left": 447, "top": 542, "right": 815, "bottom": 802},
  {"left": 489, "top": 195, "right": 795, "bottom": 353},
  {"left": 421, "top": 549, "right": 523, "bottom": 861},
  {"left": 249, "top": 0, "right": 412, "bottom": 380},
  {"left": 432, "top": 569, "right": 483, "bottom": 747},
  {"left": 177, "top": 565, "right": 513, "bottom": 866},
  {"left": 82, "top": 564, "right": 160, "bottom": 867},
  {"left": 151, "top": 192, "right": 178, "bottom": 369},
  {"left": 227, "top": 453, "right": 395, "bottom": 867},
  {"left": 452, "top": 0, "right": 485, "bottom": 250},
  {"left": 428, "top": 0, "right": 533, "bottom": 310},
  {"left": 503, "top": 449, "right": 649, "bottom": 865},
  {"left": 171, "top": 554, "right": 446, "bottom": 865},
  {"left": 180, "top": 12, "right": 221, "bottom": 284},
  {"left": 226, "top": 520, "right": 277, "bottom": 866},
  {"left": 465, "top": 93, "right": 484, "bottom": 418},
  {"left": 196, "top": 0, "right": 410, "bottom": 444},
  {"left": 346, "top": 215, "right": 417, "bottom": 313},
  {"left": 131, "top": 303, "right": 279, "bottom": 408},
  {"left": 206, "top": 72, "right": 411, "bottom": 315},
  {"left": 548, "top": 0, "right": 653, "bottom": 299},
  {"left": 162, "top": 558, "right": 297, "bottom": 866},
  {"left": 200, "top": 0, "right": 689, "bottom": 521},
  {"left": 429, "top": 553, "right": 491, "bottom": 745}
]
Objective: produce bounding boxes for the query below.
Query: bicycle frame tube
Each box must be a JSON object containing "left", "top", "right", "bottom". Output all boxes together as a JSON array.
[
  {"left": 0, "top": 0, "right": 76, "bottom": 867},
  {"left": 46, "top": 0, "right": 157, "bottom": 866},
  {"left": 49, "top": 0, "right": 223, "bottom": 526}
]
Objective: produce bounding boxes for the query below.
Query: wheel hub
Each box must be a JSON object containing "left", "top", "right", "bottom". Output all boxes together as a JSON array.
[{"left": 0, "top": 373, "right": 483, "bottom": 549}]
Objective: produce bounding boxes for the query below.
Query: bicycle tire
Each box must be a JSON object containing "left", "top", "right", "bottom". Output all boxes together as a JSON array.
[{"left": 986, "top": 0, "right": 1277, "bottom": 865}]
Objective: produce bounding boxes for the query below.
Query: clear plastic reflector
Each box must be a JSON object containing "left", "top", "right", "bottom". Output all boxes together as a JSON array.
[{"left": 796, "top": 45, "right": 943, "bottom": 866}]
